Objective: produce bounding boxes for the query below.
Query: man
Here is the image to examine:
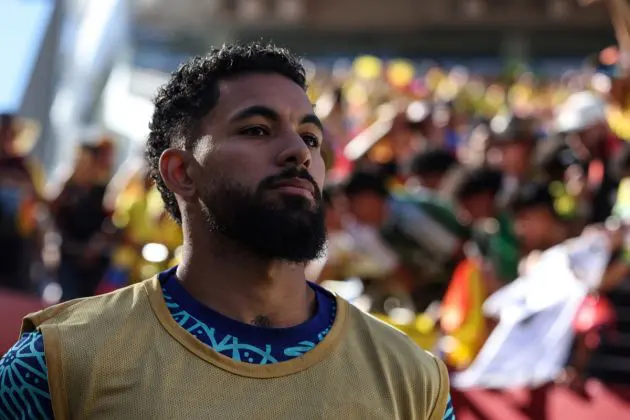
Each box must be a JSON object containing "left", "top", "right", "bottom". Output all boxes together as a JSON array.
[
  {"left": 0, "top": 43, "right": 454, "bottom": 419},
  {"left": 51, "top": 142, "right": 115, "bottom": 301},
  {"left": 0, "top": 113, "right": 45, "bottom": 292},
  {"left": 534, "top": 135, "right": 590, "bottom": 234},
  {"left": 438, "top": 168, "right": 516, "bottom": 370},
  {"left": 443, "top": 166, "right": 519, "bottom": 287},
  {"left": 555, "top": 91, "right": 620, "bottom": 224},
  {"left": 443, "top": 166, "right": 502, "bottom": 222},
  {"left": 509, "top": 182, "right": 572, "bottom": 255},
  {"left": 486, "top": 113, "right": 538, "bottom": 206}
]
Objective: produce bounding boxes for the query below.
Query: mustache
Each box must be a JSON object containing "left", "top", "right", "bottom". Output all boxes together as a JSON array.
[{"left": 260, "top": 167, "right": 322, "bottom": 201}]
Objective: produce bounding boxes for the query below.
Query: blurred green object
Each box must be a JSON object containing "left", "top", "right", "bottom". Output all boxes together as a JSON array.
[{"left": 473, "top": 212, "right": 520, "bottom": 283}]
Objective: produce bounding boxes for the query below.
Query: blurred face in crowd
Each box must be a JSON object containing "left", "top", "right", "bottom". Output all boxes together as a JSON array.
[
  {"left": 513, "top": 205, "right": 560, "bottom": 253},
  {"left": 163, "top": 73, "right": 327, "bottom": 262},
  {"left": 495, "top": 141, "right": 533, "bottom": 178},
  {"left": 347, "top": 191, "right": 386, "bottom": 227},
  {"left": 460, "top": 192, "right": 496, "bottom": 221}
]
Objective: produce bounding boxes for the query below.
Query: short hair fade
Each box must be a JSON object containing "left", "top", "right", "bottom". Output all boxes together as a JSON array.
[{"left": 146, "top": 42, "right": 307, "bottom": 223}]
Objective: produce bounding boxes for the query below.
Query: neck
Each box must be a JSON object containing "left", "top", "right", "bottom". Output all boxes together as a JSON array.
[{"left": 175, "top": 221, "right": 315, "bottom": 328}]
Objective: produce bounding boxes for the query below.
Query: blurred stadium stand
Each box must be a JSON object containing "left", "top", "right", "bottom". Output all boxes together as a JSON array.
[{"left": 0, "top": 0, "right": 62, "bottom": 172}]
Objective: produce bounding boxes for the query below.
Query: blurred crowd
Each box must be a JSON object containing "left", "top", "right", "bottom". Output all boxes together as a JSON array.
[
  {"left": 305, "top": 54, "right": 630, "bottom": 397},
  {"left": 0, "top": 114, "right": 182, "bottom": 302},
  {"left": 2, "top": 53, "right": 630, "bottom": 405}
]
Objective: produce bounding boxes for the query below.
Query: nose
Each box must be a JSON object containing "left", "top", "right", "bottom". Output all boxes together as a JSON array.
[{"left": 275, "top": 132, "right": 312, "bottom": 169}]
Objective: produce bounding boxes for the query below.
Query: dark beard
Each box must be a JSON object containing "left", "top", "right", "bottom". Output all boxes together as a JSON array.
[{"left": 200, "top": 168, "right": 326, "bottom": 263}]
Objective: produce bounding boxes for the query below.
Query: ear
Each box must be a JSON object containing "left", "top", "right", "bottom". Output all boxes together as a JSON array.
[{"left": 159, "top": 148, "right": 198, "bottom": 200}]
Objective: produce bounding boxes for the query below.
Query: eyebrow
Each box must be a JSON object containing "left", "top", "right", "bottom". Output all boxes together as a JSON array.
[
  {"left": 230, "top": 105, "right": 324, "bottom": 132},
  {"left": 301, "top": 114, "right": 324, "bottom": 132}
]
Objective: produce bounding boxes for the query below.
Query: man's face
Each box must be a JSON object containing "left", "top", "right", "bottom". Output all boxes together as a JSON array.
[
  {"left": 513, "top": 206, "right": 558, "bottom": 253},
  {"left": 497, "top": 141, "right": 532, "bottom": 177},
  {"left": 186, "top": 73, "right": 326, "bottom": 262}
]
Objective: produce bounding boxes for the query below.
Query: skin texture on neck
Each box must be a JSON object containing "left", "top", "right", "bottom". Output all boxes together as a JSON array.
[{"left": 175, "top": 214, "right": 316, "bottom": 328}]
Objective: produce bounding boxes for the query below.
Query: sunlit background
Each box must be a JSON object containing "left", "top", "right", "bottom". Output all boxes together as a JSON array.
[{"left": 2, "top": 1, "right": 630, "bottom": 419}]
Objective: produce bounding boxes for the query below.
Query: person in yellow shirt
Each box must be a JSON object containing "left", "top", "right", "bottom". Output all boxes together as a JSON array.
[
  {"left": 103, "top": 169, "right": 182, "bottom": 290},
  {"left": 1, "top": 43, "right": 454, "bottom": 419}
]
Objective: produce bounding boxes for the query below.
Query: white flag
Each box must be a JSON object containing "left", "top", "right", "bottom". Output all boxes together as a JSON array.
[{"left": 451, "top": 231, "right": 611, "bottom": 389}]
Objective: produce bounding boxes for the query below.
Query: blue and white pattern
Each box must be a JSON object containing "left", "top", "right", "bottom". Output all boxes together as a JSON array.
[
  {"left": 0, "top": 331, "right": 51, "bottom": 420},
  {"left": 443, "top": 395, "right": 456, "bottom": 420},
  {"left": 163, "top": 288, "right": 336, "bottom": 364}
]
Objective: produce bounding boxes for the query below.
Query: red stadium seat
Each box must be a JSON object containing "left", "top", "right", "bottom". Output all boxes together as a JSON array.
[{"left": 0, "top": 289, "right": 43, "bottom": 353}]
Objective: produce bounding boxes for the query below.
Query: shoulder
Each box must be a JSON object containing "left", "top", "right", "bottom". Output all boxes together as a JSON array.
[
  {"left": 346, "top": 306, "right": 451, "bottom": 418},
  {"left": 19, "top": 280, "right": 157, "bottom": 389},
  {"left": 0, "top": 331, "right": 53, "bottom": 419},
  {"left": 1, "top": 331, "right": 46, "bottom": 370},
  {"left": 22, "top": 279, "right": 151, "bottom": 333},
  {"left": 347, "top": 304, "right": 446, "bottom": 377}
]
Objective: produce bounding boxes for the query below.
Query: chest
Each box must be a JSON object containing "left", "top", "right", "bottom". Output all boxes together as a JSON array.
[
  {"left": 60, "top": 329, "right": 421, "bottom": 420},
  {"left": 67, "top": 352, "right": 411, "bottom": 420}
]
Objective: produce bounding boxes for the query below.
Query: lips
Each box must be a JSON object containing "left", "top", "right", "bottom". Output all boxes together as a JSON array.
[{"left": 271, "top": 178, "right": 315, "bottom": 197}]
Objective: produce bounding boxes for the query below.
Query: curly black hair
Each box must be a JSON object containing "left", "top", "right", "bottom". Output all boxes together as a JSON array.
[{"left": 146, "top": 42, "right": 307, "bottom": 223}]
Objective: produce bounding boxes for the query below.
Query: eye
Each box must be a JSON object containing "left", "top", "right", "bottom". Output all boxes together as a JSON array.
[
  {"left": 240, "top": 126, "right": 270, "bottom": 137},
  {"left": 301, "top": 133, "right": 321, "bottom": 148}
]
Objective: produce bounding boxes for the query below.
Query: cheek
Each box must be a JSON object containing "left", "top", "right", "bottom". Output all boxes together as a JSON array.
[{"left": 203, "top": 147, "right": 267, "bottom": 187}]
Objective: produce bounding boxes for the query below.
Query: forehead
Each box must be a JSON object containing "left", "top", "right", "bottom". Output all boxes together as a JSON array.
[{"left": 213, "top": 73, "right": 312, "bottom": 120}]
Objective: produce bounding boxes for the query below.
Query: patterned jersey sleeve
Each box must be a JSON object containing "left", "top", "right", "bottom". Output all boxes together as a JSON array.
[
  {"left": 443, "top": 394, "right": 456, "bottom": 420},
  {"left": 0, "top": 331, "right": 53, "bottom": 420}
]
